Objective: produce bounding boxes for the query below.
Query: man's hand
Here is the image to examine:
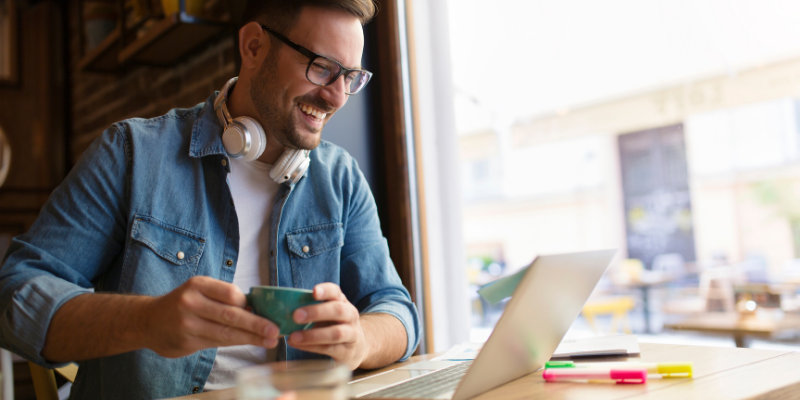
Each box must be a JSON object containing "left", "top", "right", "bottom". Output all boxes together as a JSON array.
[
  {"left": 287, "top": 283, "right": 407, "bottom": 370},
  {"left": 42, "top": 276, "right": 281, "bottom": 363},
  {"left": 287, "top": 283, "right": 368, "bottom": 370},
  {"left": 143, "top": 276, "right": 281, "bottom": 358}
]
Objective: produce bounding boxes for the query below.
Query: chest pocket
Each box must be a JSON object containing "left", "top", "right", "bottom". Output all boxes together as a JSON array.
[
  {"left": 130, "top": 216, "right": 205, "bottom": 272},
  {"left": 287, "top": 223, "right": 344, "bottom": 289}
]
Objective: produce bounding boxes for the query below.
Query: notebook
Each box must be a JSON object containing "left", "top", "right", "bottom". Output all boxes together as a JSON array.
[
  {"left": 552, "top": 335, "right": 640, "bottom": 358},
  {"left": 432, "top": 334, "right": 640, "bottom": 362}
]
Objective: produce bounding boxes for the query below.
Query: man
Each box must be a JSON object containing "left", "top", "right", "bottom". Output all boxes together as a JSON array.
[{"left": 0, "top": 0, "right": 420, "bottom": 398}]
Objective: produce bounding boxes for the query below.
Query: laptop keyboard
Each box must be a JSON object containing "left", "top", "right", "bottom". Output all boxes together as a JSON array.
[{"left": 362, "top": 361, "right": 473, "bottom": 399}]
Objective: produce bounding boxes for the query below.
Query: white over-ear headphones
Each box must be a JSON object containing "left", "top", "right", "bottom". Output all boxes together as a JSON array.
[{"left": 214, "top": 77, "right": 311, "bottom": 185}]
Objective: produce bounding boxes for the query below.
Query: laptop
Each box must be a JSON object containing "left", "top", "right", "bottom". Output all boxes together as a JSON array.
[{"left": 348, "top": 249, "right": 617, "bottom": 400}]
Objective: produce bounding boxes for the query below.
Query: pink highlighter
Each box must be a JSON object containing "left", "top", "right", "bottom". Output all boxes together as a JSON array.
[{"left": 543, "top": 368, "right": 648, "bottom": 384}]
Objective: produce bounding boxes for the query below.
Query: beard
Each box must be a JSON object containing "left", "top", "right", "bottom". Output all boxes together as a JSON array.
[{"left": 250, "top": 50, "right": 325, "bottom": 151}]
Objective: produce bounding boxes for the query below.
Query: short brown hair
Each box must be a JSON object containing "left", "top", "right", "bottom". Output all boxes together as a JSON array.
[{"left": 241, "top": 0, "right": 378, "bottom": 33}]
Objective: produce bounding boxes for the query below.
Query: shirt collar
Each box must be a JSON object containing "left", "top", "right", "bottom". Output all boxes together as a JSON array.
[{"left": 188, "top": 91, "right": 227, "bottom": 158}]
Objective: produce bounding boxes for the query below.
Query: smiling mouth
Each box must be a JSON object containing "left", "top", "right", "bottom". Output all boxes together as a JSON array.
[{"left": 298, "top": 102, "right": 327, "bottom": 121}]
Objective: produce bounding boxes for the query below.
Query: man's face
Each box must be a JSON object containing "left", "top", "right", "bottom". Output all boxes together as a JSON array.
[{"left": 250, "top": 7, "right": 365, "bottom": 150}]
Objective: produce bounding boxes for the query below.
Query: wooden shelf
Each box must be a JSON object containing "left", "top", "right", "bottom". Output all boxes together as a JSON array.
[
  {"left": 77, "top": 25, "right": 122, "bottom": 72},
  {"left": 118, "top": 12, "right": 228, "bottom": 66}
]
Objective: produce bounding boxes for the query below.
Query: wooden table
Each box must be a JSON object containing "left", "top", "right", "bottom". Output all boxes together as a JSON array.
[
  {"left": 614, "top": 275, "right": 690, "bottom": 333},
  {"left": 664, "top": 312, "right": 800, "bottom": 347},
  {"left": 175, "top": 342, "right": 800, "bottom": 399}
]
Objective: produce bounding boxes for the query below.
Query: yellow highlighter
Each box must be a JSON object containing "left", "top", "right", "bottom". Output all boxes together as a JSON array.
[{"left": 545, "top": 361, "right": 693, "bottom": 378}]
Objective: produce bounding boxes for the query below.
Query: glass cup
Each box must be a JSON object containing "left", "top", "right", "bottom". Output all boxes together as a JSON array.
[{"left": 237, "top": 360, "right": 351, "bottom": 400}]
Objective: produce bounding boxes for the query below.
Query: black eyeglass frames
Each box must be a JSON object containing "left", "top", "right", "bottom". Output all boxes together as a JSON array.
[{"left": 260, "top": 24, "right": 373, "bottom": 95}]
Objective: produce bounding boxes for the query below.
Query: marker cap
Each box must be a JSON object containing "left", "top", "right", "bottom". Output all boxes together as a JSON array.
[
  {"left": 656, "top": 362, "right": 693, "bottom": 378},
  {"left": 545, "top": 361, "right": 575, "bottom": 368},
  {"left": 610, "top": 369, "right": 647, "bottom": 383}
]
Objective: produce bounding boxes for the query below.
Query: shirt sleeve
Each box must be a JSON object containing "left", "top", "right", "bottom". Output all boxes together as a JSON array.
[
  {"left": 361, "top": 293, "right": 420, "bottom": 362},
  {"left": 0, "top": 125, "right": 130, "bottom": 367},
  {"left": 338, "top": 156, "right": 421, "bottom": 362}
]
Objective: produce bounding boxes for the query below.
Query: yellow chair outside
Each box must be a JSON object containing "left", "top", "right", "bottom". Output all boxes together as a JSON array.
[
  {"left": 581, "top": 296, "right": 636, "bottom": 334},
  {"left": 621, "top": 259, "right": 645, "bottom": 282}
]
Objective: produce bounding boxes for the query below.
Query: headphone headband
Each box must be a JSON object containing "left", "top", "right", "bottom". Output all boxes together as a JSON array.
[{"left": 214, "top": 77, "right": 237, "bottom": 129}]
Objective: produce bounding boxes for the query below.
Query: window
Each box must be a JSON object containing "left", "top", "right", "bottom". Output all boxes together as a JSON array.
[{"left": 416, "top": 0, "right": 800, "bottom": 345}]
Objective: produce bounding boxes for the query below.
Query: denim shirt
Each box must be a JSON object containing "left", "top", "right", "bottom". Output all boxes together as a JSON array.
[{"left": 0, "top": 93, "right": 420, "bottom": 399}]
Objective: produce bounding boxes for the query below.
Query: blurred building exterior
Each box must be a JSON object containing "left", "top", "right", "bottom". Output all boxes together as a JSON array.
[{"left": 460, "top": 55, "right": 800, "bottom": 282}]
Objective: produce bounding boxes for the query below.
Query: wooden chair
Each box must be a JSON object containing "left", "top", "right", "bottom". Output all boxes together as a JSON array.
[
  {"left": 662, "top": 266, "right": 742, "bottom": 314},
  {"left": 29, "top": 362, "right": 78, "bottom": 400}
]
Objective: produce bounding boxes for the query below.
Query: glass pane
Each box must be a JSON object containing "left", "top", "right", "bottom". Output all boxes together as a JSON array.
[{"left": 445, "top": 0, "right": 800, "bottom": 347}]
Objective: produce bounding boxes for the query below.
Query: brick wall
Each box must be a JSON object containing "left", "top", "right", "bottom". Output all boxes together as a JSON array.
[
  {"left": 0, "top": 2, "right": 66, "bottom": 235},
  {"left": 67, "top": 1, "right": 238, "bottom": 163}
]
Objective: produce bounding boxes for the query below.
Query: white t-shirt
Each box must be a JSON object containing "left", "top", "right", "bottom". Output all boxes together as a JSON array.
[{"left": 204, "top": 157, "right": 281, "bottom": 390}]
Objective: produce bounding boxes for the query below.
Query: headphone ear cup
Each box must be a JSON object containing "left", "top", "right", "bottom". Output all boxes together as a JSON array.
[
  {"left": 270, "top": 149, "right": 310, "bottom": 184},
  {"left": 270, "top": 150, "right": 296, "bottom": 183},
  {"left": 233, "top": 116, "right": 267, "bottom": 162},
  {"left": 221, "top": 122, "right": 247, "bottom": 158},
  {"left": 291, "top": 152, "right": 311, "bottom": 184}
]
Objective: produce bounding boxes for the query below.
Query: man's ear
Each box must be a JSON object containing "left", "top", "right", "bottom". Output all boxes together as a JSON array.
[{"left": 239, "top": 22, "right": 270, "bottom": 71}]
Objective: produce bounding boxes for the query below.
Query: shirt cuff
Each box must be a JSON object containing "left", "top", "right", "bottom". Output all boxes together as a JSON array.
[
  {"left": 2, "top": 274, "right": 93, "bottom": 368},
  {"left": 362, "top": 300, "right": 420, "bottom": 362}
]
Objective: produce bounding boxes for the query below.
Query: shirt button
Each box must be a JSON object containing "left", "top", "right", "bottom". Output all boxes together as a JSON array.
[
  {"left": 270, "top": 250, "right": 275, "bottom": 257},
  {"left": 226, "top": 259, "right": 233, "bottom": 266},
  {"left": 192, "top": 386, "right": 199, "bottom": 393},
  {"left": 302, "top": 246, "right": 310, "bottom": 253},
  {"left": 221, "top": 159, "right": 227, "bottom": 167},
  {"left": 176, "top": 251, "right": 185, "bottom": 260}
]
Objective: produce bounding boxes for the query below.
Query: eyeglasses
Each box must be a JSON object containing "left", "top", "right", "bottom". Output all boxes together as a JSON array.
[{"left": 260, "top": 24, "right": 373, "bottom": 95}]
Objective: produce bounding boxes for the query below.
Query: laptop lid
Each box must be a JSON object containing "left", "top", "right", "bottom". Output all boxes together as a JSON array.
[{"left": 451, "top": 249, "right": 616, "bottom": 400}]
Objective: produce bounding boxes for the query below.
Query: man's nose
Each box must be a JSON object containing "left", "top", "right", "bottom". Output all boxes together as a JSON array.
[{"left": 319, "top": 75, "right": 349, "bottom": 109}]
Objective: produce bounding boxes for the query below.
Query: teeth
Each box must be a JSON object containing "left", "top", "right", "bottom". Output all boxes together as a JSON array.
[{"left": 299, "top": 103, "right": 326, "bottom": 120}]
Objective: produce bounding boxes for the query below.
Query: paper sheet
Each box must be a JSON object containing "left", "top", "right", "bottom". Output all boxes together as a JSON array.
[
  {"left": 431, "top": 335, "right": 640, "bottom": 361},
  {"left": 552, "top": 335, "right": 640, "bottom": 358},
  {"left": 431, "top": 342, "right": 484, "bottom": 361}
]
